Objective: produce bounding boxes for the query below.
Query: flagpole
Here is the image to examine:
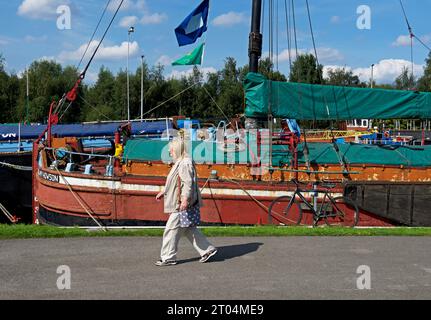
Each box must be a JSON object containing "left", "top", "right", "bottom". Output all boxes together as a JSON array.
[
  {"left": 127, "top": 26, "right": 135, "bottom": 122},
  {"left": 141, "top": 54, "right": 144, "bottom": 122},
  {"left": 199, "top": 0, "right": 210, "bottom": 76}
]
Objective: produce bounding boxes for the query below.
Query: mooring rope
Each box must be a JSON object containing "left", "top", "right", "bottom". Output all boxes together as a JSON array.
[
  {"left": 53, "top": 166, "right": 107, "bottom": 231},
  {"left": 0, "top": 161, "right": 32, "bottom": 171},
  {"left": 0, "top": 202, "right": 17, "bottom": 223}
]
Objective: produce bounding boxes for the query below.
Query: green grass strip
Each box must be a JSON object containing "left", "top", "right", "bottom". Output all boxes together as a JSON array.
[{"left": 1, "top": 224, "right": 431, "bottom": 239}]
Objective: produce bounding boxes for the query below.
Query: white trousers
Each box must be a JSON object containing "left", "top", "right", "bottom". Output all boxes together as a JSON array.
[{"left": 160, "top": 212, "right": 215, "bottom": 262}]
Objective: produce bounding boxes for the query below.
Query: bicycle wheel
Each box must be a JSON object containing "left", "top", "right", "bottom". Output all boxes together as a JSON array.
[
  {"left": 322, "top": 196, "right": 359, "bottom": 227},
  {"left": 268, "top": 196, "right": 303, "bottom": 225}
]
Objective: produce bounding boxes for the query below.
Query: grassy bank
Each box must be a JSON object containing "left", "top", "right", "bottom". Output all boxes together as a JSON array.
[{"left": 1, "top": 224, "right": 431, "bottom": 239}]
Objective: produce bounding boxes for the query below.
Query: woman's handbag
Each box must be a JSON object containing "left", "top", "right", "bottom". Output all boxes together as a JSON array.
[{"left": 177, "top": 165, "right": 201, "bottom": 228}]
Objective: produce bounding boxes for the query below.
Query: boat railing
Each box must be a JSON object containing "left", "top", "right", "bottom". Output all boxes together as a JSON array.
[{"left": 44, "top": 147, "right": 116, "bottom": 177}]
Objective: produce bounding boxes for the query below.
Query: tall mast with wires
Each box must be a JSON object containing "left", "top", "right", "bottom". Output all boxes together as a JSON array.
[{"left": 399, "top": 0, "right": 431, "bottom": 79}]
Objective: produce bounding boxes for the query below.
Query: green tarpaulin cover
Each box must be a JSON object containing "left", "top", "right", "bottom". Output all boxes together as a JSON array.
[
  {"left": 244, "top": 72, "right": 431, "bottom": 120},
  {"left": 124, "top": 138, "right": 431, "bottom": 168}
]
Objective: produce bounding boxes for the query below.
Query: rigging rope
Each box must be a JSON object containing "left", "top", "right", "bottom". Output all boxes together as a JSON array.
[
  {"left": 80, "top": 0, "right": 125, "bottom": 79},
  {"left": 399, "top": 0, "right": 431, "bottom": 79},
  {"left": 0, "top": 161, "right": 32, "bottom": 171},
  {"left": 0, "top": 202, "right": 17, "bottom": 224},
  {"left": 202, "top": 86, "right": 231, "bottom": 122},
  {"left": 134, "top": 83, "right": 198, "bottom": 120},
  {"left": 77, "top": 95, "right": 112, "bottom": 121},
  {"left": 291, "top": 0, "right": 299, "bottom": 62},
  {"left": 305, "top": 0, "right": 321, "bottom": 79},
  {"left": 52, "top": 162, "right": 107, "bottom": 231},
  {"left": 284, "top": 0, "right": 293, "bottom": 71},
  {"left": 276, "top": 0, "right": 279, "bottom": 71},
  {"left": 77, "top": 0, "right": 113, "bottom": 72}
]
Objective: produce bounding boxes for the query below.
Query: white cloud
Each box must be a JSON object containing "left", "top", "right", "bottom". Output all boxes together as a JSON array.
[
  {"left": 324, "top": 59, "right": 424, "bottom": 84},
  {"left": 168, "top": 67, "right": 217, "bottom": 80},
  {"left": 112, "top": 0, "right": 166, "bottom": 26},
  {"left": 317, "top": 47, "right": 344, "bottom": 64},
  {"left": 119, "top": 16, "right": 139, "bottom": 28},
  {"left": 58, "top": 40, "right": 140, "bottom": 62},
  {"left": 392, "top": 34, "right": 431, "bottom": 47},
  {"left": 156, "top": 55, "right": 172, "bottom": 66},
  {"left": 38, "top": 56, "right": 58, "bottom": 63},
  {"left": 212, "top": 12, "right": 248, "bottom": 27},
  {"left": 140, "top": 13, "right": 167, "bottom": 25},
  {"left": 392, "top": 35, "right": 412, "bottom": 47},
  {"left": 18, "top": 0, "right": 71, "bottom": 20}
]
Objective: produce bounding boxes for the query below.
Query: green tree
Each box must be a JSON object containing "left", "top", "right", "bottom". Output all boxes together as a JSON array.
[
  {"left": 289, "top": 54, "right": 323, "bottom": 84},
  {"left": 325, "top": 67, "right": 364, "bottom": 87},
  {"left": 217, "top": 57, "right": 244, "bottom": 117},
  {"left": 82, "top": 66, "right": 118, "bottom": 122},
  {"left": 418, "top": 52, "right": 431, "bottom": 92},
  {"left": 239, "top": 57, "right": 287, "bottom": 82},
  {"left": 394, "top": 66, "right": 416, "bottom": 90}
]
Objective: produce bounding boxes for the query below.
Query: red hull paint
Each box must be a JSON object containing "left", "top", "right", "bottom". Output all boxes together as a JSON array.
[{"left": 34, "top": 168, "right": 394, "bottom": 227}]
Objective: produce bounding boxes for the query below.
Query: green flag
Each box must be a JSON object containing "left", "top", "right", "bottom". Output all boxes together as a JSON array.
[{"left": 172, "top": 43, "right": 205, "bottom": 66}]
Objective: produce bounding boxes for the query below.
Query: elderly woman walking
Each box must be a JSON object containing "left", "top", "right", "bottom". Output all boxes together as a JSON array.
[{"left": 155, "top": 136, "right": 217, "bottom": 266}]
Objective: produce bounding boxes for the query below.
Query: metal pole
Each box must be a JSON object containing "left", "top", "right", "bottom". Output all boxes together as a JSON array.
[
  {"left": 141, "top": 55, "right": 144, "bottom": 122},
  {"left": 246, "top": 0, "right": 263, "bottom": 130},
  {"left": 249, "top": 0, "right": 263, "bottom": 73},
  {"left": 127, "top": 33, "right": 130, "bottom": 122},
  {"left": 18, "top": 122, "right": 21, "bottom": 152},
  {"left": 26, "top": 67, "right": 29, "bottom": 122},
  {"left": 370, "top": 64, "right": 375, "bottom": 88},
  {"left": 127, "top": 27, "right": 134, "bottom": 122}
]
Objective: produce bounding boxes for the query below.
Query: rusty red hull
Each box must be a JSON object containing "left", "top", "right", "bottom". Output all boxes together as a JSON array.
[{"left": 33, "top": 167, "right": 394, "bottom": 227}]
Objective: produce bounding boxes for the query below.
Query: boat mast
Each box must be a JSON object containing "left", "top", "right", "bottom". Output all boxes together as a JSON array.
[
  {"left": 246, "top": 0, "right": 263, "bottom": 129},
  {"left": 249, "top": 0, "right": 262, "bottom": 73}
]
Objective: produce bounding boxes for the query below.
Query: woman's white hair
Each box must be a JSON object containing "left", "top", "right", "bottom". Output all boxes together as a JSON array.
[{"left": 169, "top": 131, "right": 191, "bottom": 160}]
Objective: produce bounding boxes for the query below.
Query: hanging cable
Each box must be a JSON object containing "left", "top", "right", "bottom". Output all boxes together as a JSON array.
[
  {"left": 77, "top": 0, "right": 112, "bottom": 72},
  {"left": 276, "top": 0, "right": 279, "bottom": 71},
  {"left": 305, "top": 0, "right": 321, "bottom": 78},
  {"left": 262, "top": 0, "right": 266, "bottom": 42},
  {"left": 80, "top": 0, "right": 125, "bottom": 80},
  {"left": 399, "top": 0, "right": 431, "bottom": 79},
  {"left": 400, "top": 0, "right": 415, "bottom": 77},
  {"left": 284, "top": 0, "right": 293, "bottom": 71},
  {"left": 291, "top": 0, "right": 299, "bottom": 61},
  {"left": 268, "top": 0, "right": 273, "bottom": 67}
]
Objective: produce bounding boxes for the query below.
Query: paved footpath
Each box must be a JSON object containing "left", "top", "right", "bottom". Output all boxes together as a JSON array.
[{"left": 0, "top": 237, "right": 430, "bottom": 300}]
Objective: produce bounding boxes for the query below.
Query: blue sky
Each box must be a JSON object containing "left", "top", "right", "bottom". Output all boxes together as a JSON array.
[{"left": 1, "top": 0, "right": 430, "bottom": 84}]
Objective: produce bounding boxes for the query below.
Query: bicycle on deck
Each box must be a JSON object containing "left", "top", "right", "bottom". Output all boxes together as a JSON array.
[{"left": 268, "top": 179, "right": 359, "bottom": 227}]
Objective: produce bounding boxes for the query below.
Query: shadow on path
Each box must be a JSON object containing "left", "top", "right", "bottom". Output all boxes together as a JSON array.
[{"left": 178, "top": 242, "right": 264, "bottom": 264}]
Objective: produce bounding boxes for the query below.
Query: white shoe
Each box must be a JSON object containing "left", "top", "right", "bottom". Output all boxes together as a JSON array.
[{"left": 200, "top": 249, "right": 218, "bottom": 263}]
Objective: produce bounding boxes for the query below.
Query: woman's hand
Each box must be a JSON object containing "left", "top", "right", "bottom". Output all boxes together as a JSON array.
[
  {"left": 179, "top": 197, "right": 189, "bottom": 211},
  {"left": 156, "top": 191, "right": 164, "bottom": 202}
]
